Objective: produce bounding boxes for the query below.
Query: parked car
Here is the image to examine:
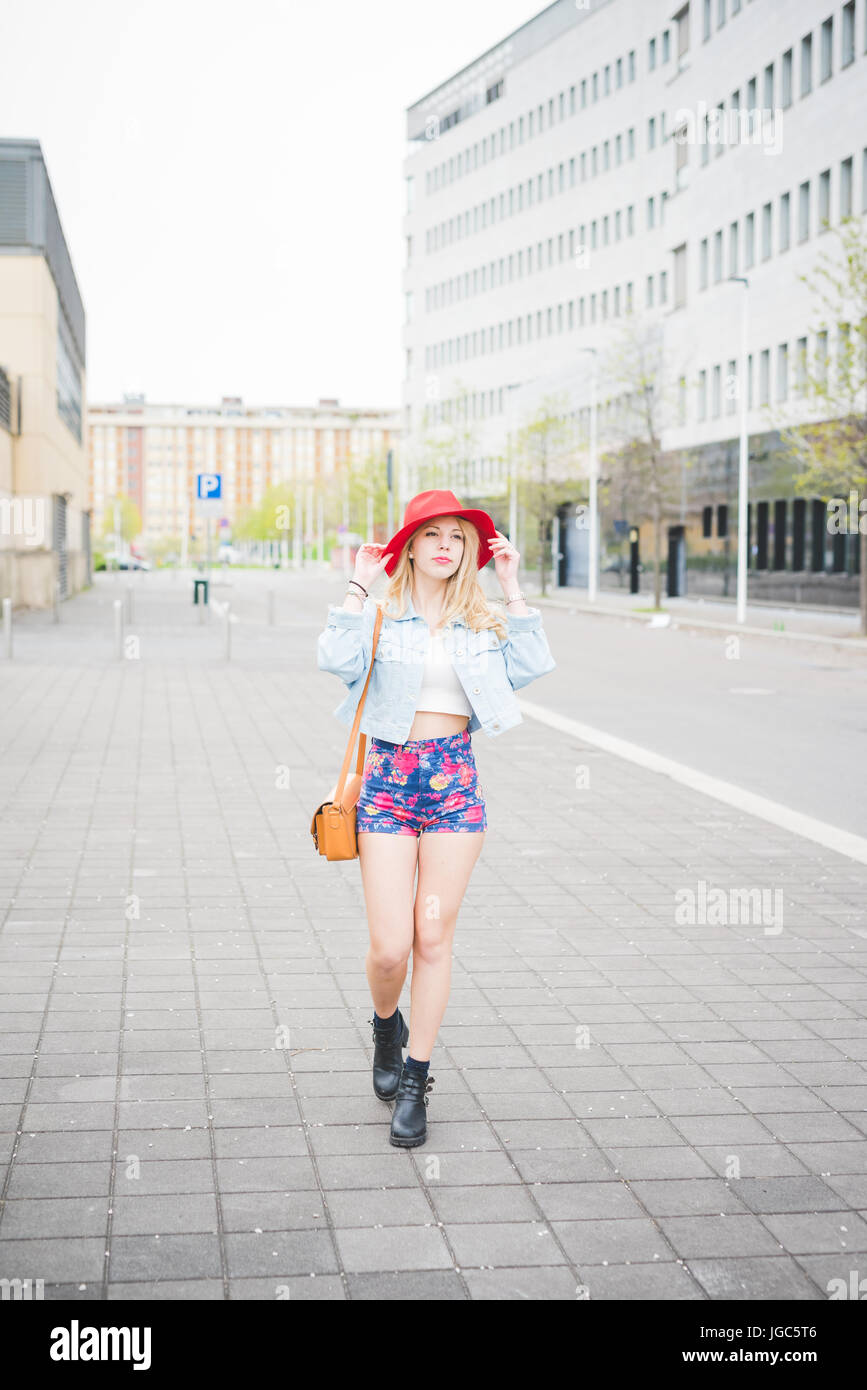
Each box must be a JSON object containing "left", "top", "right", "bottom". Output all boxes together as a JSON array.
[{"left": 104, "top": 554, "right": 151, "bottom": 571}]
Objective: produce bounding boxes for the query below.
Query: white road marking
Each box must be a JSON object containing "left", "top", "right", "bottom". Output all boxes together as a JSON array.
[{"left": 517, "top": 697, "right": 867, "bottom": 866}]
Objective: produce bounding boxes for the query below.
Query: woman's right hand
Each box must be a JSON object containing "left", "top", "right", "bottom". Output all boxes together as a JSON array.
[{"left": 352, "top": 543, "right": 393, "bottom": 590}]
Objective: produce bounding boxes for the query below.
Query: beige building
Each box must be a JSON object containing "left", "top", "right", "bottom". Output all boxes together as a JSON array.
[
  {"left": 0, "top": 139, "right": 89, "bottom": 606},
  {"left": 88, "top": 396, "right": 401, "bottom": 552}
]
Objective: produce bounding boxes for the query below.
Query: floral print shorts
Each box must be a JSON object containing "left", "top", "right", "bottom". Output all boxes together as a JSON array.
[{"left": 355, "top": 729, "right": 487, "bottom": 836}]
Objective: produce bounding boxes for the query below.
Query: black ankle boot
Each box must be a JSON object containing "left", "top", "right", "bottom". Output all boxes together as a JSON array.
[
  {"left": 370, "top": 1010, "right": 409, "bottom": 1101},
  {"left": 389, "top": 1065, "right": 435, "bottom": 1147}
]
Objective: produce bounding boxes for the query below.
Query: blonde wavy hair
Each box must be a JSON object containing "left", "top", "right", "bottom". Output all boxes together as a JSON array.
[{"left": 377, "top": 515, "right": 508, "bottom": 639}]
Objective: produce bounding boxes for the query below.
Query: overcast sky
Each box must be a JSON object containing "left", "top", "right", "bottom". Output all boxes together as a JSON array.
[{"left": 0, "top": 0, "right": 547, "bottom": 411}]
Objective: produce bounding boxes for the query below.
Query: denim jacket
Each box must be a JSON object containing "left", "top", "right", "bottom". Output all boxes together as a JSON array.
[{"left": 316, "top": 594, "right": 556, "bottom": 742}]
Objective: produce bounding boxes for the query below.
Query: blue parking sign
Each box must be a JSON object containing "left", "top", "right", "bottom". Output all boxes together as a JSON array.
[{"left": 197, "top": 473, "right": 222, "bottom": 501}]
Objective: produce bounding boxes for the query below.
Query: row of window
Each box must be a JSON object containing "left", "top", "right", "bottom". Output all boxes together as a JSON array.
[
  {"left": 417, "top": 3, "right": 864, "bottom": 261},
  {"left": 697, "top": 152, "right": 865, "bottom": 291},
  {"left": 422, "top": 208, "right": 644, "bottom": 315},
  {"left": 419, "top": 0, "right": 751, "bottom": 199}
]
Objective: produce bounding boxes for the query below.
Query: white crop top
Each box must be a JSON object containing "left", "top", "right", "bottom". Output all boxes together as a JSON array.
[{"left": 414, "top": 628, "right": 472, "bottom": 717}]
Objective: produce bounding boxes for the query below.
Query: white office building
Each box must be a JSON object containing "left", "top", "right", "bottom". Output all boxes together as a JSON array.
[{"left": 402, "top": 0, "right": 866, "bottom": 604}]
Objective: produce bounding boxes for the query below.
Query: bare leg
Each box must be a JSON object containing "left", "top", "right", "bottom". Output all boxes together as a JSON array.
[
  {"left": 408, "top": 831, "right": 485, "bottom": 1061},
  {"left": 358, "top": 832, "right": 419, "bottom": 1017}
]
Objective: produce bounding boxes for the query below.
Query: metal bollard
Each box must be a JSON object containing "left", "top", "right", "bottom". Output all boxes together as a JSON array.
[
  {"left": 53, "top": 580, "right": 60, "bottom": 623},
  {"left": 224, "top": 602, "right": 231, "bottom": 661},
  {"left": 3, "top": 597, "right": 11, "bottom": 658},
  {"left": 267, "top": 589, "right": 275, "bottom": 626},
  {"left": 113, "top": 598, "right": 123, "bottom": 658}
]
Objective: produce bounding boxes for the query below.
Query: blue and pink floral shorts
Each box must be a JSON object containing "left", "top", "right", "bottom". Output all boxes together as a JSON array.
[{"left": 356, "top": 729, "right": 487, "bottom": 836}]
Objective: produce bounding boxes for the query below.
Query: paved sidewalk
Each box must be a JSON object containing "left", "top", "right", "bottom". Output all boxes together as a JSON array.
[
  {"left": 535, "top": 584, "right": 866, "bottom": 646},
  {"left": 0, "top": 570, "right": 866, "bottom": 1300}
]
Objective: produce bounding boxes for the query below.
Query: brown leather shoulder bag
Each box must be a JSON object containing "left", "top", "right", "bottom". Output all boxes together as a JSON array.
[{"left": 310, "top": 604, "right": 384, "bottom": 861}]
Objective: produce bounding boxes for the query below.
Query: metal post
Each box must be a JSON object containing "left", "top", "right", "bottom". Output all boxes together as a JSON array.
[
  {"left": 3, "top": 597, "right": 12, "bottom": 658},
  {"left": 588, "top": 350, "right": 599, "bottom": 603},
  {"left": 113, "top": 598, "right": 123, "bottom": 658},
  {"left": 732, "top": 277, "right": 750, "bottom": 624},
  {"left": 267, "top": 588, "right": 275, "bottom": 625}
]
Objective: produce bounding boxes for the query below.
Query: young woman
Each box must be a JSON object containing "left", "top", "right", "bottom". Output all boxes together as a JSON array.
[{"left": 317, "top": 490, "right": 555, "bottom": 1147}]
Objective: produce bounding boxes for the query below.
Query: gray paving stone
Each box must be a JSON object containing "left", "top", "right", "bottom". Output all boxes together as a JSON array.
[
  {"left": 345, "top": 1270, "right": 464, "bottom": 1299},
  {"left": 334, "top": 1224, "right": 452, "bottom": 1273},
  {"left": 3, "top": 572, "right": 867, "bottom": 1298}
]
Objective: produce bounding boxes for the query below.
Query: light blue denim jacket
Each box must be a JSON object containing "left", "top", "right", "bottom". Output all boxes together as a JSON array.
[{"left": 316, "top": 594, "right": 556, "bottom": 742}]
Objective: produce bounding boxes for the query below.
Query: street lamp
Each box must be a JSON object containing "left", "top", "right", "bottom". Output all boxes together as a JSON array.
[
  {"left": 576, "top": 347, "right": 599, "bottom": 602},
  {"left": 729, "top": 275, "right": 750, "bottom": 624}
]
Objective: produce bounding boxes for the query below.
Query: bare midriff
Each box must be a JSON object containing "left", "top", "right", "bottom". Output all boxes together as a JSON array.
[{"left": 406, "top": 710, "right": 470, "bottom": 742}]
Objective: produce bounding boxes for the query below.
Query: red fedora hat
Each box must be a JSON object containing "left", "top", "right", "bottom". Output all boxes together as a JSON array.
[{"left": 382, "top": 490, "right": 498, "bottom": 577}]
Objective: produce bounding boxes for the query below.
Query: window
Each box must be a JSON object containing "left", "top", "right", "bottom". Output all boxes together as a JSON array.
[
  {"left": 604, "top": 64, "right": 611, "bottom": 95},
  {"left": 841, "top": 157, "right": 853, "bottom": 218},
  {"left": 718, "top": 0, "right": 726, "bottom": 24},
  {"left": 718, "top": 504, "right": 729, "bottom": 538},
  {"left": 777, "top": 343, "right": 788, "bottom": 401},
  {"left": 406, "top": 175, "right": 415, "bottom": 213},
  {"left": 779, "top": 192, "right": 790, "bottom": 251},
  {"left": 761, "top": 202, "right": 772, "bottom": 260},
  {"left": 763, "top": 63, "right": 774, "bottom": 111},
  {"left": 818, "top": 168, "right": 830, "bottom": 229},
  {"left": 628, "top": 127, "right": 635, "bottom": 158},
  {"left": 702, "top": 0, "right": 711, "bottom": 38},
  {"left": 581, "top": 78, "right": 587, "bottom": 107},
  {"left": 798, "top": 181, "right": 810, "bottom": 240},
  {"left": 702, "top": 506, "right": 713, "bottom": 538},
  {"left": 756, "top": 501, "right": 770, "bottom": 569},
  {"left": 56, "top": 313, "right": 82, "bottom": 443},
  {"left": 712, "top": 364, "right": 722, "bottom": 416},
  {"left": 698, "top": 369, "right": 707, "bottom": 419},
  {"left": 713, "top": 229, "right": 723, "bottom": 281},
  {"left": 842, "top": 1, "right": 855, "bottom": 66},
  {"left": 729, "top": 221, "right": 739, "bottom": 275},
  {"left": 662, "top": 29, "right": 670, "bottom": 62},
  {"left": 660, "top": 270, "right": 668, "bottom": 303},
  {"left": 726, "top": 360, "right": 737, "bottom": 414},
  {"left": 647, "top": 274, "right": 655, "bottom": 307},
  {"left": 782, "top": 48, "right": 793, "bottom": 105},
  {"left": 820, "top": 16, "right": 833, "bottom": 81},
  {"left": 592, "top": 72, "right": 598, "bottom": 101},
  {"left": 673, "top": 243, "right": 687, "bottom": 308},
  {"left": 648, "top": 195, "right": 655, "bottom": 228},
  {"left": 676, "top": 3, "right": 690, "bottom": 58},
  {"left": 745, "top": 211, "right": 755, "bottom": 267},
  {"left": 759, "top": 348, "right": 770, "bottom": 405},
  {"left": 629, "top": 49, "right": 636, "bottom": 81},
  {"left": 649, "top": 37, "right": 657, "bottom": 70},
  {"left": 678, "top": 376, "right": 687, "bottom": 425},
  {"left": 801, "top": 33, "right": 813, "bottom": 96},
  {"left": 627, "top": 204, "right": 634, "bottom": 235},
  {"left": 816, "top": 328, "right": 829, "bottom": 386},
  {"left": 616, "top": 56, "right": 623, "bottom": 87},
  {"left": 795, "top": 336, "right": 808, "bottom": 395},
  {"left": 616, "top": 134, "right": 622, "bottom": 165},
  {"left": 773, "top": 500, "right": 787, "bottom": 570},
  {"left": 792, "top": 497, "right": 806, "bottom": 569},
  {"left": 649, "top": 116, "right": 656, "bottom": 149}
]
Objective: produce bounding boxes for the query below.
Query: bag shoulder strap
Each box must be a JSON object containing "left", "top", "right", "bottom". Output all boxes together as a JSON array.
[{"left": 334, "top": 603, "right": 384, "bottom": 806}]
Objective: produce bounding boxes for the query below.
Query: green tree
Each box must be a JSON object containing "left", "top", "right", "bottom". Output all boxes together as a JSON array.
[
  {"left": 101, "top": 494, "right": 142, "bottom": 547},
  {"left": 510, "top": 390, "right": 582, "bottom": 596},
  {"left": 776, "top": 217, "right": 867, "bottom": 633}
]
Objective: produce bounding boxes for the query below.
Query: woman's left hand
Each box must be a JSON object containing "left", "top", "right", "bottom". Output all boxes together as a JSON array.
[{"left": 489, "top": 530, "right": 520, "bottom": 588}]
